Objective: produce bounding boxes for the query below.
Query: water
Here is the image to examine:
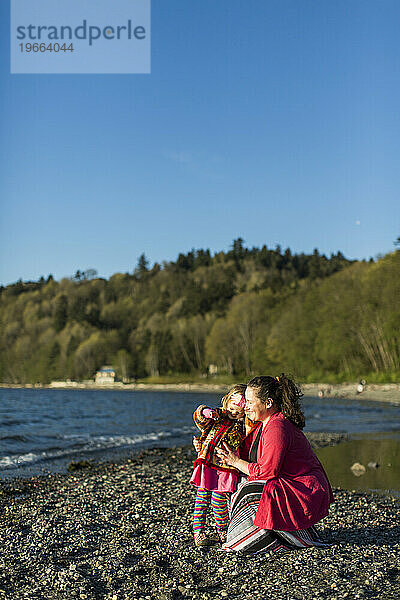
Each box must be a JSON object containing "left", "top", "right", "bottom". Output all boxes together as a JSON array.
[
  {"left": 0, "top": 388, "right": 399, "bottom": 491},
  {"left": 315, "top": 436, "right": 400, "bottom": 496}
]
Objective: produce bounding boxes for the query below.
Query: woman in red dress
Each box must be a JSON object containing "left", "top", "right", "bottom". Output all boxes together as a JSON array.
[{"left": 216, "top": 375, "right": 334, "bottom": 554}]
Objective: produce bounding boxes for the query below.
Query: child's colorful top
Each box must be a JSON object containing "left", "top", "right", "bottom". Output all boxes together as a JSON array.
[{"left": 192, "top": 405, "right": 252, "bottom": 474}]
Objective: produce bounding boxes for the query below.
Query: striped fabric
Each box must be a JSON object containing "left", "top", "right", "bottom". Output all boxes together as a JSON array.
[
  {"left": 210, "top": 491, "right": 229, "bottom": 530},
  {"left": 221, "top": 479, "right": 331, "bottom": 554},
  {"left": 193, "top": 488, "right": 229, "bottom": 532}
]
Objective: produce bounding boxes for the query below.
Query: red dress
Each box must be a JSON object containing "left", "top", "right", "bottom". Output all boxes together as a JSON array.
[{"left": 240, "top": 412, "right": 334, "bottom": 531}]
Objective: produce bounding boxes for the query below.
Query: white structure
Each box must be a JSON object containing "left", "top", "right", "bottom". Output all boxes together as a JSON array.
[{"left": 95, "top": 366, "right": 116, "bottom": 384}]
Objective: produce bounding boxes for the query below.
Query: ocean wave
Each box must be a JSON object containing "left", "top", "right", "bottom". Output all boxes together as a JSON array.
[
  {"left": 0, "top": 434, "right": 29, "bottom": 442},
  {"left": 0, "top": 419, "right": 25, "bottom": 427},
  {"left": 0, "top": 426, "right": 195, "bottom": 470}
]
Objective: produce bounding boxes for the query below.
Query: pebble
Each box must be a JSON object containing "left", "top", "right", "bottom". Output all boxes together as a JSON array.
[
  {"left": 350, "top": 462, "right": 367, "bottom": 476},
  {"left": 0, "top": 444, "right": 398, "bottom": 600}
]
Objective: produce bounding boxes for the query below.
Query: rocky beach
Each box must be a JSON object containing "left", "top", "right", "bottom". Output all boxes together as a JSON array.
[{"left": 0, "top": 435, "right": 399, "bottom": 600}]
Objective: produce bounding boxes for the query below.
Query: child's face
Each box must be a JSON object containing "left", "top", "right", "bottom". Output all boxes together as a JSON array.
[{"left": 225, "top": 394, "right": 245, "bottom": 420}]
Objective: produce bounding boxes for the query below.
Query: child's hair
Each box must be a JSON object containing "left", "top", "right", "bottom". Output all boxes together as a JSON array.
[
  {"left": 247, "top": 374, "right": 305, "bottom": 429},
  {"left": 221, "top": 383, "right": 247, "bottom": 411}
]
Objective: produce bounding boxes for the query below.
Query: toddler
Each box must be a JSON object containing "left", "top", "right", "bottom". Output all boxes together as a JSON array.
[{"left": 190, "top": 384, "right": 250, "bottom": 547}]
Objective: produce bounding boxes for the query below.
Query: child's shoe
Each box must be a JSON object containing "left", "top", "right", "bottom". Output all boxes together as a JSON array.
[
  {"left": 194, "top": 531, "right": 212, "bottom": 548},
  {"left": 218, "top": 530, "right": 227, "bottom": 543}
]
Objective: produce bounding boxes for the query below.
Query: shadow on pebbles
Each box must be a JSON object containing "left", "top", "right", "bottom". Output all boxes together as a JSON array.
[{"left": 0, "top": 445, "right": 398, "bottom": 600}]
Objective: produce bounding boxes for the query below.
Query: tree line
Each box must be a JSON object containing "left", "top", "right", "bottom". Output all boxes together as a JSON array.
[{"left": 0, "top": 239, "right": 398, "bottom": 384}]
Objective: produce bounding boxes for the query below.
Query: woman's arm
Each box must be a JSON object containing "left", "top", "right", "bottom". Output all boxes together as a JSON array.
[
  {"left": 215, "top": 444, "right": 251, "bottom": 475},
  {"left": 217, "top": 421, "right": 290, "bottom": 480},
  {"left": 247, "top": 422, "right": 289, "bottom": 479}
]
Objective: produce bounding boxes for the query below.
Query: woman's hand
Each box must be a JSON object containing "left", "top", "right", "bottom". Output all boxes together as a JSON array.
[
  {"left": 215, "top": 443, "right": 239, "bottom": 467},
  {"left": 215, "top": 443, "right": 250, "bottom": 475}
]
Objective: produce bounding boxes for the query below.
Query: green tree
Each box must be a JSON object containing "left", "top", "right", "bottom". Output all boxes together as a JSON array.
[
  {"left": 74, "top": 332, "right": 105, "bottom": 379},
  {"left": 54, "top": 294, "right": 68, "bottom": 332},
  {"left": 135, "top": 253, "right": 149, "bottom": 279},
  {"left": 114, "top": 349, "right": 133, "bottom": 381}
]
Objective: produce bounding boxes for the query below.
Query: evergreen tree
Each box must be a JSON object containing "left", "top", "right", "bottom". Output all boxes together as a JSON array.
[{"left": 135, "top": 253, "right": 149, "bottom": 278}]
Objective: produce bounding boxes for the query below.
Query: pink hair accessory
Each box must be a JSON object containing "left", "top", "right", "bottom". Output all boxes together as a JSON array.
[{"left": 231, "top": 395, "right": 246, "bottom": 409}]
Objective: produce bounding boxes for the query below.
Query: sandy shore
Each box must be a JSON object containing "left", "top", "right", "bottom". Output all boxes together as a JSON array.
[
  {"left": 0, "top": 439, "right": 398, "bottom": 600},
  {"left": 1, "top": 381, "right": 399, "bottom": 404}
]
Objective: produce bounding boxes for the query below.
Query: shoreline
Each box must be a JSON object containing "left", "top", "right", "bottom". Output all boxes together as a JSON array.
[
  {"left": 1, "top": 445, "right": 398, "bottom": 600},
  {"left": 1, "top": 381, "right": 399, "bottom": 403},
  {"left": 0, "top": 432, "right": 350, "bottom": 484}
]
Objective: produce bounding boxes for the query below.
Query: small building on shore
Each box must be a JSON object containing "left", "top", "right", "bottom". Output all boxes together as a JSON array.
[
  {"left": 208, "top": 364, "right": 218, "bottom": 375},
  {"left": 95, "top": 366, "right": 116, "bottom": 384}
]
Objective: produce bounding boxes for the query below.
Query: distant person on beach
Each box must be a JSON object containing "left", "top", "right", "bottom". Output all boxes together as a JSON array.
[
  {"left": 190, "top": 384, "right": 254, "bottom": 548},
  {"left": 216, "top": 375, "right": 334, "bottom": 554}
]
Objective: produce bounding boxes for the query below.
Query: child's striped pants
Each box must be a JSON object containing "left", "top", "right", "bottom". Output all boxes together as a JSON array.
[{"left": 193, "top": 488, "right": 229, "bottom": 532}]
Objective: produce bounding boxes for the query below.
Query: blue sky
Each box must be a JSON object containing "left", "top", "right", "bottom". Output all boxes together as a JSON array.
[{"left": 1, "top": 0, "right": 399, "bottom": 285}]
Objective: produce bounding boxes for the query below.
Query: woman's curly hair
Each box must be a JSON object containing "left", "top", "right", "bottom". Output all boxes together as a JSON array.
[{"left": 247, "top": 374, "right": 305, "bottom": 429}]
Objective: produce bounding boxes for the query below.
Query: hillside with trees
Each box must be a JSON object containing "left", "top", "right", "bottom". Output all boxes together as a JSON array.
[{"left": 0, "top": 240, "right": 398, "bottom": 384}]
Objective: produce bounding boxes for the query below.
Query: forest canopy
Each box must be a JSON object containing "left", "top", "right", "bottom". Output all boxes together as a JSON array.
[{"left": 0, "top": 240, "right": 398, "bottom": 384}]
